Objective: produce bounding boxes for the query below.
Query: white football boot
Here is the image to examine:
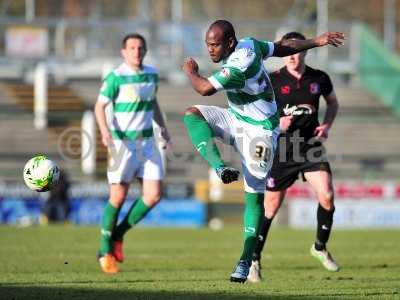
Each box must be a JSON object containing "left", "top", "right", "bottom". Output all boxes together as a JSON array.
[
  {"left": 247, "top": 260, "right": 262, "bottom": 283},
  {"left": 310, "top": 244, "right": 340, "bottom": 272}
]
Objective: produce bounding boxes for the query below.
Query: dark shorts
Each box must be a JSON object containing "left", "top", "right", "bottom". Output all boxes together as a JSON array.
[{"left": 265, "top": 158, "right": 332, "bottom": 191}]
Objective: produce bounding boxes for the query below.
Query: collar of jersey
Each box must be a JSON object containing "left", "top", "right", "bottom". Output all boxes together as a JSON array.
[
  {"left": 282, "top": 65, "right": 312, "bottom": 80},
  {"left": 123, "top": 62, "right": 145, "bottom": 74}
]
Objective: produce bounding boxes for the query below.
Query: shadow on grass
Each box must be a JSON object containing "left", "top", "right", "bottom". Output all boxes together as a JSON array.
[{"left": 1, "top": 286, "right": 398, "bottom": 300}]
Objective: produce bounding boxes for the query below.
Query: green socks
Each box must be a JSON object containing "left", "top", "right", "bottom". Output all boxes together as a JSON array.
[
  {"left": 240, "top": 192, "right": 264, "bottom": 263},
  {"left": 99, "top": 202, "right": 120, "bottom": 255},
  {"left": 113, "top": 197, "right": 151, "bottom": 241},
  {"left": 99, "top": 198, "right": 153, "bottom": 254},
  {"left": 183, "top": 113, "right": 225, "bottom": 170}
]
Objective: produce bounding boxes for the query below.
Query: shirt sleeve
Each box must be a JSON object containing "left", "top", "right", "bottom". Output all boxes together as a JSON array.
[
  {"left": 97, "top": 72, "right": 119, "bottom": 103},
  {"left": 208, "top": 66, "right": 246, "bottom": 91},
  {"left": 320, "top": 71, "right": 333, "bottom": 96},
  {"left": 253, "top": 39, "right": 274, "bottom": 59}
]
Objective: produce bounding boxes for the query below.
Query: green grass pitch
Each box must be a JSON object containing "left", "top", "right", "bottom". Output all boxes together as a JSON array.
[{"left": 0, "top": 226, "right": 399, "bottom": 300}]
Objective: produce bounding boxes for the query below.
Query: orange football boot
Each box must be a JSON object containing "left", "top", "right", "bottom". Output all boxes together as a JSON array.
[{"left": 98, "top": 254, "right": 120, "bottom": 274}]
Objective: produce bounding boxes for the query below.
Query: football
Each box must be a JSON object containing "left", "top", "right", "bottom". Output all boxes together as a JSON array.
[{"left": 23, "top": 155, "right": 60, "bottom": 192}]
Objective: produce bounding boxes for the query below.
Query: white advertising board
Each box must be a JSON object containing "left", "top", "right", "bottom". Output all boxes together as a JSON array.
[
  {"left": 5, "top": 26, "right": 49, "bottom": 58},
  {"left": 289, "top": 200, "right": 400, "bottom": 228}
]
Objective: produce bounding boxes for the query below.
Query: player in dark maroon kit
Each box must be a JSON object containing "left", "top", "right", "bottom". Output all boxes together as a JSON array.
[{"left": 248, "top": 32, "right": 340, "bottom": 282}]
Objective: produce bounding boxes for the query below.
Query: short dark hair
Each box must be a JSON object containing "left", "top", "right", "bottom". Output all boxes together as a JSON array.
[
  {"left": 282, "top": 31, "right": 306, "bottom": 41},
  {"left": 209, "top": 19, "right": 237, "bottom": 42},
  {"left": 122, "top": 33, "right": 147, "bottom": 50}
]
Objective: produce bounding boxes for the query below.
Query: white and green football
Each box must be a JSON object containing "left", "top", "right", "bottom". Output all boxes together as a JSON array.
[{"left": 23, "top": 155, "right": 60, "bottom": 192}]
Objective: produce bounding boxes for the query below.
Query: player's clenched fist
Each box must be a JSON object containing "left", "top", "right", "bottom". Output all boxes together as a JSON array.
[{"left": 182, "top": 57, "right": 199, "bottom": 74}]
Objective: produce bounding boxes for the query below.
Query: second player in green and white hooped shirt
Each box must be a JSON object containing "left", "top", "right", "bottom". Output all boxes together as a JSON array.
[
  {"left": 98, "top": 62, "right": 158, "bottom": 140},
  {"left": 207, "top": 37, "right": 279, "bottom": 131}
]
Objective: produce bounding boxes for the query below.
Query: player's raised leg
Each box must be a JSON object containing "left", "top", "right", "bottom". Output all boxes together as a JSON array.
[
  {"left": 98, "top": 183, "right": 128, "bottom": 273},
  {"left": 304, "top": 170, "right": 339, "bottom": 272},
  {"left": 183, "top": 106, "right": 239, "bottom": 184}
]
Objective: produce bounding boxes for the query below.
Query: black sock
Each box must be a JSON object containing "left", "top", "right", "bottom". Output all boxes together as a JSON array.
[
  {"left": 315, "top": 204, "right": 335, "bottom": 251},
  {"left": 252, "top": 216, "right": 273, "bottom": 261}
]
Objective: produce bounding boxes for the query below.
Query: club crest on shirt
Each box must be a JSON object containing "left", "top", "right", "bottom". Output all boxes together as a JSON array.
[
  {"left": 309, "top": 82, "right": 320, "bottom": 94},
  {"left": 220, "top": 68, "right": 230, "bottom": 78},
  {"left": 266, "top": 177, "right": 275, "bottom": 188},
  {"left": 281, "top": 85, "right": 291, "bottom": 95},
  {"left": 120, "top": 85, "right": 139, "bottom": 101}
]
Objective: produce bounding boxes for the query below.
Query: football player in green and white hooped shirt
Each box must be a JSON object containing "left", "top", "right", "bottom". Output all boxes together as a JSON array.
[
  {"left": 95, "top": 33, "right": 171, "bottom": 274},
  {"left": 182, "top": 20, "right": 344, "bottom": 282}
]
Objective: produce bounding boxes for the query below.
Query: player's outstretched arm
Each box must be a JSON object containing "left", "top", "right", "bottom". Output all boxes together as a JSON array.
[
  {"left": 182, "top": 57, "right": 216, "bottom": 96},
  {"left": 273, "top": 32, "right": 345, "bottom": 57}
]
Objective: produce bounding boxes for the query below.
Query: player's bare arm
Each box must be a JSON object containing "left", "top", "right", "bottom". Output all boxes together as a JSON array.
[
  {"left": 182, "top": 57, "right": 217, "bottom": 96},
  {"left": 94, "top": 101, "right": 112, "bottom": 147},
  {"left": 273, "top": 32, "right": 345, "bottom": 57},
  {"left": 314, "top": 91, "right": 339, "bottom": 139},
  {"left": 153, "top": 99, "right": 172, "bottom": 146}
]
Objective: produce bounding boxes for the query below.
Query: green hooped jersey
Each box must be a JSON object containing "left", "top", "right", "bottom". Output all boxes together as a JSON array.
[
  {"left": 208, "top": 37, "right": 279, "bottom": 130},
  {"left": 97, "top": 63, "right": 158, "bottom": 140}
]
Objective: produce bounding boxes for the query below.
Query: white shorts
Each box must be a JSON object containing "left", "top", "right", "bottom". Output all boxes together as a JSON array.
[
  {"left": 195, "top": 105, "right": 280, "bottom": 193},
  {"left": 107, "top": 138, "right": 164, "bottom": 184}
]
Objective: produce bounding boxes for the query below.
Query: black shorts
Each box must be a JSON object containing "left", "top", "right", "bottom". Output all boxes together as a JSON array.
[{"left": 265, "top": 158, "right": 331, "bottom": 191}]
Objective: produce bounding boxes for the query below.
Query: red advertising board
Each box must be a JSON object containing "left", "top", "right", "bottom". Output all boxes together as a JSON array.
[{"left": 286, "top": 182, "right": 399, "bottom": 200}]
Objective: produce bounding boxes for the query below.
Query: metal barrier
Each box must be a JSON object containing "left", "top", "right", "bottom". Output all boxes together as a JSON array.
[{"left": 0, "top": 18, "right": 355, "bottom": 80}]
